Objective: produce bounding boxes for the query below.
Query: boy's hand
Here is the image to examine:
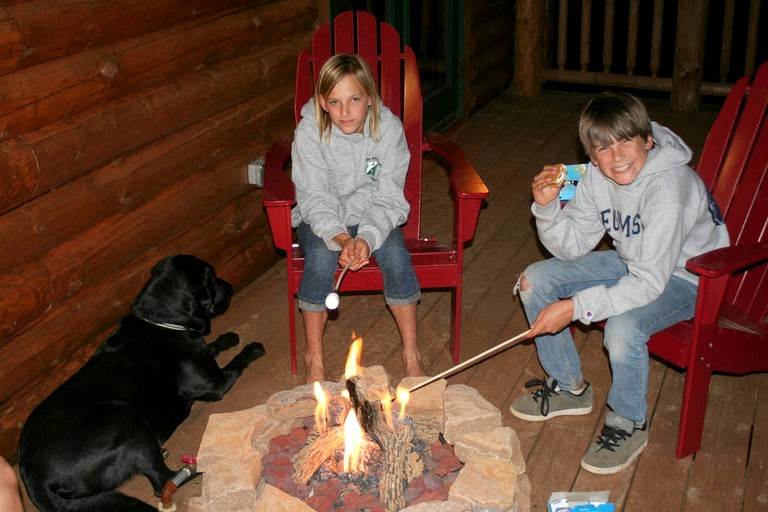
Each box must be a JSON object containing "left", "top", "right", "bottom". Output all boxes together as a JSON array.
[
  {"left": 528, "top": 299, "right": 574, "bottom": 337},
  {"left": 532, "top": 164, "right": 566, "bottom": 206}
]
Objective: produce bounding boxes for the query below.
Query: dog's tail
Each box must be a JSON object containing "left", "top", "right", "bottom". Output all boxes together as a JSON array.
[{"left": 42, "top": 491, "right": 160, "bottom": 512}]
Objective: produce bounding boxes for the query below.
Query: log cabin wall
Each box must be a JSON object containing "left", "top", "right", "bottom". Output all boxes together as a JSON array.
[
  {"left": 465, "top": 0, "right": 515, "bottom": 114},
  {"left": 0, "top": 0, "right": 318, "bottom": 463}
]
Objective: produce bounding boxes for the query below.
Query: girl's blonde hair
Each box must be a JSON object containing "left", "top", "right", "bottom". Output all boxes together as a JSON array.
[{"left": 314, "top": 53, "right": 381, "bottom": 142}]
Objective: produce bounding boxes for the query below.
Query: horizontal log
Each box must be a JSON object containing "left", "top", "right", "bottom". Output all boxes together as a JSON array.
[
  {"left": 469, "top": 0, "right": 511, "bottom": 21},
  {"left": 0, "top": 36, "right": 305, "bottom": 213},
  {"left": 0, "top": 88, "right": 293, "bottom": 339},
  {"left": 468, "top": 43, "right": 515, "bottom": 83},
  {"left": 468, "top": 12, "right": 515, "bottom": 56},
  {"left": 0, "top": 2, "right": 316, "bottom": 135},
  {"left": 541, "top": 68, "right": 676, "bottom": 92},
  {"left": 0, "top": 6, "right": 23, "bottom": 77},
  {"left": 0, "top": 262, "right": 52, "bottom": 341},
  {"left": 0, "top": 137, "right": 38, "bottom": 207},
  {"left": 0, "top": 191, "right": 271, "bottom": 460},
  {"left": 0, "top": 0, "right": 255, "bottom": 73},
  {"left": 0, "top": 84, "right": 293, "bottom": 270}
]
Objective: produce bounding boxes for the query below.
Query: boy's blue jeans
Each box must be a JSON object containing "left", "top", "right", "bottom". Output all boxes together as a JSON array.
[
  {"left": 516, "top": 250, "right": 698, "bottom": 424},
  {"left": 296, "top": 222, "right": 421, "bottom": 312}
]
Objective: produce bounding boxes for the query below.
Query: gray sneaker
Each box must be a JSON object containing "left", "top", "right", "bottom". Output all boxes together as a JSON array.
[
  {"left": 509, "top": 378, "right": 593, "bottom": 421},
  {"left": 581, "top": 412, "right": 648, "bottom": 474}
]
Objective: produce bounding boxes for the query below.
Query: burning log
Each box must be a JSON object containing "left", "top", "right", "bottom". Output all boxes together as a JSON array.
[
  {"left": 291, "top": 428, "right": 344, "bottom": 485},
  {"left": 347, "top": 375, "right": 417, "bottom": 512},
  {"left": 375, "top": 422, "right": 414, "bottom": 511},
  {"left": 346, "top": 375, "right": 383, "bottom": 448}
]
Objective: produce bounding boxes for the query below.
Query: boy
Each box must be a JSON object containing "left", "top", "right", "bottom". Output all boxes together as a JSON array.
[{"left": 510, "top": 92, "right": 729, "bottom": 474}]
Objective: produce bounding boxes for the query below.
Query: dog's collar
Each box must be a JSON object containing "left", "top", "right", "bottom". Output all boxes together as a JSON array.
[{"left": 136, "top": 316, "right": 189, "bottom": 331}]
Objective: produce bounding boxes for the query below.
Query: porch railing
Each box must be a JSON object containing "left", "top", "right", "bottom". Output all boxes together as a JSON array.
[{"left": 514, "top": 0, "right": 765, "bottom": 109}]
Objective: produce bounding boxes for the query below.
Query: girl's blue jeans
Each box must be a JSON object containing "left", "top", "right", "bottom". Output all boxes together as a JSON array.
[
  {"left": 296, "top": 222, "right": 421, "bottom": 312},
  {"left": 516, "top": 250, "right": 698, "bottom": 424}
]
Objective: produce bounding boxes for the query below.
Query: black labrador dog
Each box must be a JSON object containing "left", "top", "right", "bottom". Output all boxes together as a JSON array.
[{"left": 18, "top": 254, "right": 265, "bottom": 511}]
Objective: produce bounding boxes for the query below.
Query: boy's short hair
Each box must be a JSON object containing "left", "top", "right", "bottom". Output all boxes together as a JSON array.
[
  {"left": 578, "top": 92, "right": 652, "bottom": 154},
  {"left": 314, "top": 53, "right": 381, "bottom": 142}
]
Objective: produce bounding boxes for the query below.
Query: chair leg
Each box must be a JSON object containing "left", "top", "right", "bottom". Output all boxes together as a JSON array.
[
  {"left": 288, "top": 292, "right": 297, "bottom": 375},
  {"left": 452, "top": 284, "right": 461, "bottom": 365},
  {"left": 287, "top": 262, "right": 298, "bottom": 375},
  {"left": 676, "top": 360, "right": 713, "bottom": 459}
]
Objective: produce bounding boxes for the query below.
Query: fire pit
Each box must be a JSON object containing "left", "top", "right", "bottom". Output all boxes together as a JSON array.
[{"left": 189, "top": 338, "right": 531, "bottom": 512}]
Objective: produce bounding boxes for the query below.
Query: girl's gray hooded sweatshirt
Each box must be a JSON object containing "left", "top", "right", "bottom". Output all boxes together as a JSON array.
[
  {"left": 290, "top": 99, "right": 410, "bottom": 253},
  {"left": 532, "top": 122, "right": 730, "bottom": 325}
]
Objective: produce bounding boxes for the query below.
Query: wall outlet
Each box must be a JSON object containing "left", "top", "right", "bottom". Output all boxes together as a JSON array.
[{"left": 247, "top": 156, "right": 265, "bottom": 187}]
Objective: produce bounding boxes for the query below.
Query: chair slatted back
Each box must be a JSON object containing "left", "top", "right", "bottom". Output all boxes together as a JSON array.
[
  {"left": 293, "top": 11, "right": 423, "bottom": 239},
  {"left": 696, "top": 63, "right": 768, "bottom": 320}
]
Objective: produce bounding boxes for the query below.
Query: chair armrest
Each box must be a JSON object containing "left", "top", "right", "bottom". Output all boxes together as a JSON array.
[
  {"left": 424, "top": 131, "right": 489, "bottom": 245},
  {"left": 686, "top": 241, "right": 768, "bottom": 278},
  {"left": 424, "top": 131, "right": 489, "bottom": 199},
  {"left": 262, "top": 134, "right": 295, "bottom": 206}
]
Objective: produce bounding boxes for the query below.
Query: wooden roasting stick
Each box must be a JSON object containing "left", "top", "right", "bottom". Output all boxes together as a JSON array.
[{"left": 405, "top": 329, "right": 533, "bottom": 395}]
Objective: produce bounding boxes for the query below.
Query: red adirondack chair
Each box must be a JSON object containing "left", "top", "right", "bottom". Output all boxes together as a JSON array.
[
  {"left": 262, "top": 11, "right": 489, "bottom": 374},
  {"left": 644, "top": 62, "right": 768, "bottom": 458}
]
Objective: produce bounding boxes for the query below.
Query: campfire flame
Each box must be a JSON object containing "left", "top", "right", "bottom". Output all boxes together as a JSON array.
[
  {"left": 381, "top": 391, "right": 395, "bottom": 430},
  {"left": 343, "top": 409, "right": 365, "bottom": 472},
  {"left": 309, "top": 335, "right": 370, "bottom": 473},
  {"left": 313, "top": 381, "right": 329, "bottom": 435},
  {"left": 396, "top": 386, "right": 410, "bottom": 419},
  {"left": 343, "top": 336, "right": 366, "bottom": 472},
  {"left": 344, "top": 334, "right": 363, "bottom": 379}
]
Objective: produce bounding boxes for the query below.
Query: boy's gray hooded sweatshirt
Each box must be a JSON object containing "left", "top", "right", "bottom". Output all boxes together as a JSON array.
[
  {"left": 291, "top": 99, "right": 410, "bottom": 253},
  {"left": 532, "top": 122, "right": 730, "bottom": 325}
]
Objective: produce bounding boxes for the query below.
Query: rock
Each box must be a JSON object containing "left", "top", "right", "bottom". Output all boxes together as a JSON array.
[
  {"left": 266, "top": 382, "right": 345, "bottom": 421},
  {"left": 397, "top": 376, "right": 446, "bottom": 418},
  {"left": 453, "top": 426, "right": 526, "bottom": 474},
  {"left": 400, "top": 500, "right": 471, "bottom": 512},
  {"left": 200, "top": 456, "right": 260, "bottom": 511},
  {"left": 442, "top": 384, "right": 502, "bottom": 443},
  {"left": 512, "top": 472, "right": 531, "bottom": 512},
  {"left": 448, "top": 457, "right": 518, "bottom": 510},
  {"left": 198, "top": 406, "right": 263, "bottom": 470}
]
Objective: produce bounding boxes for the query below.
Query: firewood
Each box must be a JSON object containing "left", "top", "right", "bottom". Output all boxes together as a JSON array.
[
  {"left": 347, "top": 374, "right": 418, "bottom": 512},
  {"left": 291, "top": 427, "right": 344, "bottom": 485},
  {"left": 378, "top": 423, "right": 413, "bottom": 512}
]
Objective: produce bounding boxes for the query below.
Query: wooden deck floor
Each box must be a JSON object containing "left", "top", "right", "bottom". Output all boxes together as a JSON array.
[{"left": 20, "top": 89, "right": 767, "bottom": 511}]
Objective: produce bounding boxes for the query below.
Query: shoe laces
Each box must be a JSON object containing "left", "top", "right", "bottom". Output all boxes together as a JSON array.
[
  {"left": 594, "top": 422, "right": 646, "bottom": 452},
  {"left": 594, "top": 425, "right": 630, "bottom": 452},
  {"left": 524, "top": 378, "right": 559, "bottom": 416}
]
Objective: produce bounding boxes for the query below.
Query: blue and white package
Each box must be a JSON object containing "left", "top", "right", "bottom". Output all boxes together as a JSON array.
[{"left": 558, "top": 163, "right": 588, "bottom": 201}]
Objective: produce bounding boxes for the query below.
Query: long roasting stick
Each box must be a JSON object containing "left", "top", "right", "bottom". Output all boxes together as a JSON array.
[{"left": 406, "top": 329, "right": 532, "bottom": 395}]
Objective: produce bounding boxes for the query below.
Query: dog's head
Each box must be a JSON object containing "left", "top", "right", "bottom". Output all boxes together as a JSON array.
[{"left": 131, "top": 255, "right": 233, "bottom": 334}]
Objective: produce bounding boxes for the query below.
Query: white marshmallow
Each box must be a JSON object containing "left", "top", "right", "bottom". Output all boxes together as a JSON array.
[{"left": 325, "top": 292, "right": 340, "bottom": 310}]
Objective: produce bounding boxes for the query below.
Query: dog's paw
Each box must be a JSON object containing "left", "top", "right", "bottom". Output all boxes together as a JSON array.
[
  {"left": 216, "top": 332, "right": 240, "bottom": 349},
  {"left": 240, "top": 342, "right": 266, "bottom": 362}
]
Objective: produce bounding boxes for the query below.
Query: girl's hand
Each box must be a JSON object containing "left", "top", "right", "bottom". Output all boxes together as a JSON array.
[
  {"left": 532, "top": 164, "right": 565, "bottom": 206},
  {"left": 528, "top": 299, "right": 574, "bottom": 337},
  {"left": 347, "top": 238, "right": 370, "bottom": 271},
  {"left": 337, "top": 236, "right": 370, "bottom": 270}
]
